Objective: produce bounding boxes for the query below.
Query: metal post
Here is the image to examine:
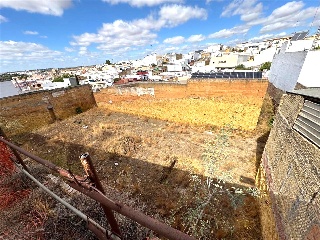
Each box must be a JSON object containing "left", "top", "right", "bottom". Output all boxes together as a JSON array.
[
  {"left": 80, "top": 153, "right": 122, "bottom": 238},
  {"left": 0, "top": 127, "right": 29, "bottom": 172}
]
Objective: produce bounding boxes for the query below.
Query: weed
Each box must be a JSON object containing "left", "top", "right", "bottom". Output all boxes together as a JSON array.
[
  {"left": 165, "top": 124, "right": 263, "bottom": 239},
  {"left": 75, "top": 107, "right": 83, "bottom": 114},
  {"left": 268, "top": 117, "right": 274, "bottom": 127}
]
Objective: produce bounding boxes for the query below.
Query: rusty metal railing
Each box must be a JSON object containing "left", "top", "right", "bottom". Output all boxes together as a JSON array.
[
  {"left": 0, "top": 131, "right": 196, "bottom": 240},
  {"left": 15, "top": 163, "right": 119, "bottom": 240}
]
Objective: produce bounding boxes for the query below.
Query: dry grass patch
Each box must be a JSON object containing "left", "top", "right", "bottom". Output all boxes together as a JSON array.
[{"left": 101, "top": 95, "right": 264, "bottom": 131}]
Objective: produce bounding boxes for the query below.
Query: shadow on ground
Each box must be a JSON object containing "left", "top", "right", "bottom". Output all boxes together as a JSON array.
[{"left": 0, "top": 130, "right": 264, "bottom": 240}]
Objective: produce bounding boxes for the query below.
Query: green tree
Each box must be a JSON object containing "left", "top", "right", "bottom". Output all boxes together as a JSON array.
[
  {"left": 105, "top": 59, "right": 112, "bottom": 65},
  {"left": 62, "top": 73, "right": 72, "bottom": 78},
  {"left": 259, "top": 62, "right": 271, "bottom": 71},
  {"left": 235, "top": 64, "right": 249, "bottom": 70},
  {"left": 53, "top": 76, "right": 64, "bottom": 82}
]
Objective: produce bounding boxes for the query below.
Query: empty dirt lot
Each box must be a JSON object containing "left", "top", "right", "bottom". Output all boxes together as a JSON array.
[{"left": 0, "top": 80, "right": 275, "bottom": 239}]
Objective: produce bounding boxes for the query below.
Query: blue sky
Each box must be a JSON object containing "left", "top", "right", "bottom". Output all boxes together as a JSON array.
[{"left": 0, "top": 0, "right": 319, "bottom": 72}]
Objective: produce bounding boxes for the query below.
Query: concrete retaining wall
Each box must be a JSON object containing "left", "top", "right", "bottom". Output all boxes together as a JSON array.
[
  {"left": 0, "top": 85, "right": 97, "bottom": 136},
  {"left": 259, "top": 93, "right": 320, "bottom": 239}
]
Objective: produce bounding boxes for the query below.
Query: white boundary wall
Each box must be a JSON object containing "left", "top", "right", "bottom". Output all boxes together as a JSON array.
[
  {"left": 269, "top": 51, "right": 307, "bottom": 91},
  {"left": 297, "top": 51, "right": 320, "bottom": 87}
]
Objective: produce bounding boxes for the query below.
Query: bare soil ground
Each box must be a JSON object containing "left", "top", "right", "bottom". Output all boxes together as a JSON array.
[{"left": 0, "top": 87, "right": 273, "bottom": 240}]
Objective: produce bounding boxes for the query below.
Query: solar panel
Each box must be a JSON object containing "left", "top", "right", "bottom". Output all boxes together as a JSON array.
[
  {"left": 247, "top": 72, "right": 254, "bottom": 79},
  {"left": 291, "top": 31, "right": 308, "bottom": 41},
  {"left": 229, "top": 73, "right": 237, "bottom": 78},
  {"left": 257, "top": 72, "right": 262, "bottom": 78},
  {"left": 192, "top": 71, "right": 264, "bottom": 79},
  {"left": 238, "top": 72, "right": 246, "bottom": 78}
]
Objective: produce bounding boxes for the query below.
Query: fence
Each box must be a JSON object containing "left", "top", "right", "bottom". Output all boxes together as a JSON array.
[{"left": 0, "top": 128, "right": 196, "bottom": 240}]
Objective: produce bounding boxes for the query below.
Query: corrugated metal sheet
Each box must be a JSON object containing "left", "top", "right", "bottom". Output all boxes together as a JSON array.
[{"left": 293, "top": 100, "right": 320, "bottom": 148}]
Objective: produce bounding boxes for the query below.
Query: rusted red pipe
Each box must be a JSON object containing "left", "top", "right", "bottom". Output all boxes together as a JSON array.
[
  {"left": 0, "top": 138, "right": 197, "bottom": 240},
  {"left": 0, "top": 137, "right": 85, "bottom": 182},
  {"left": 68, "top": 182, "right": 196, "bottom": 240}
]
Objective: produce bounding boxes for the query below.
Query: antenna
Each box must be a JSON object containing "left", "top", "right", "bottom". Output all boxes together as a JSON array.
[{"left": 309, "top": 2, "right": 320, "bottom": 33}]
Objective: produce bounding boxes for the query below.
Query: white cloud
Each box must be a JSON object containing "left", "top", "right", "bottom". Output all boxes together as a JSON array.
[
  {"left": 164, "top": 46, "right": 180, "bottom": 52},
  {"left": 187, "top": 34, "right": 205, "bottom": 42},
  {"left": 0, "top": 41, "right": 61, "bottom": 62},
  {"left": 206, "top": 0, "right": 224, "bottom": 3},
  {"left": 208, "top": 25, "right": 250, "bottom": 39},
  {"left": 65, "top": 47, "right": 75, "bottom": 52},
  {"left": 163, "top": 36, "right": 185, "bottom": 44},
  {"left": 260, "top": 22, "right": 298, "bottom": 33},
  {"left": 248, "top": 32, "right": 287, "bottom": 42},
  {"left": 220, "top": 1, "right": 318, "bottom": 35},
  {"left": 102, "top": 0, "right": 182, "bottom": 7},
  {"left": 0, "top": 0, "right": 72, "bottom": 16},
  {"left": 0, "top": 15, "right": 8, "bottom": 23},
  {"left": 221, "top": 0, "right": 263, "bottom": 22},
  {"left": 72, "top": 5, "right": 207, "bottom": 53},
  {"left": 248, "top": 34, "right": 273, "bottom": 42},
  {"left": 271, "top": 1, "right": 304, "bottom": 18},
  {"left": 79, "top": 46, "right": 88, "bottom": 55},
  {"left": 226, "top": 38, "right": 243, "bottom": 45},
  {"left": 23, "top": 31, "right": 39, "bottom": 35},
  {"left": 159, "top": 5, "right": 207, "bottom": 27},
  {"left": 73, "top": 19, "right": 158, "bottom": 52},
  {"left": 259, "top": 2, "right": 317, "bottom": 33}
]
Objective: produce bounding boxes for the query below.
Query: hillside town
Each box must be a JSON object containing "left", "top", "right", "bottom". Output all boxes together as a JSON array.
[{"left": 1, "top": 30, "right": 320, "bottom": 95}]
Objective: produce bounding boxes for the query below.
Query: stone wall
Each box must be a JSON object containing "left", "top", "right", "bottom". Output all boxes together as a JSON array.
[
  {"left": 258, "top": 93, "right": 320, "bottom": 239},
  {"left": 0, "top": 85, "right": 97, "bottom": 136}
]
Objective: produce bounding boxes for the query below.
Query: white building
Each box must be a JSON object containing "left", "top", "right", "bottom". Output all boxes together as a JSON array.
[
  {"left": 166, "top": 64, "right": 183, "bottom": 72},
  {"left": 131, "top": 53, "right": 158, "bottom": 68},
  {"left": 210, "top": 52, "right": 251, "bottom": 69},
  {"left": 205, "top": 44, "right": 222, "bottom": 53},
  {"left": 244, "top": 47, "right": 278, "bottom": 68}
]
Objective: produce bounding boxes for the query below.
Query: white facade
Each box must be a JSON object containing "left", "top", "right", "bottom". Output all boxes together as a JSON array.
[
  {"left": 286, "top": 40, "right": 314, "bottom": 52},
  {"left": 131, "top": 54, "right": 157, "bottom": 68},
  {"left": 166, "top": 64, "right": 183, "bottom": 72},
  {"left": 297, "top": 50, "right": 320, "bottom": 87},
  {"left": 210, "top": 52, "right": 251, "bottom": 69},
  {"left": 191, "top": 65, "right": 216, "bottom": 73},
  {"left": 205, "top": 44, "right": 222, "bottom": 53},
  {"left": 269, "top": 39, "right": 320, "bottom": 91},
  {"left": 244, "top": 47, "right": 277, "bottom": 68}
]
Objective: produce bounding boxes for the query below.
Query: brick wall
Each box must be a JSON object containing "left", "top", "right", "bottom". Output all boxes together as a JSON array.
[
  {"left": 0, "top": 85, "right": 97, "bottom": 136},
  {"left": 259, "top": 93, "right": 320, "bottom": 239}
]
